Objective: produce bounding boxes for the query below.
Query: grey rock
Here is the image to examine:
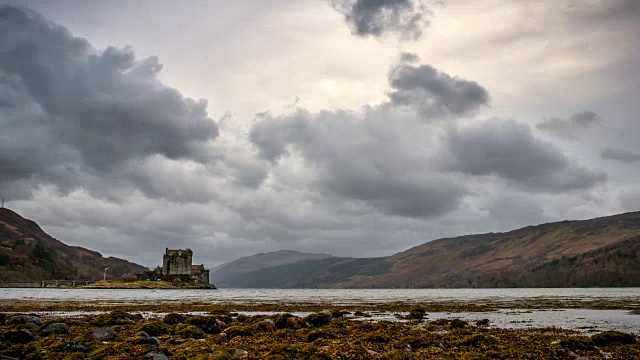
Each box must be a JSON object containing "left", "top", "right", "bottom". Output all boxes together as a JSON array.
[
  {"left": 305, "top": 311, "right": 332, "bottom": 327},
  {"left": 233, "top": 349, "right": 248, "bottom": 358},
  {"left": 23, "top": 323, "right": 40, "bottom": 331},
  {"left": 41, "top": 322, "right": 71, "bottom": 336},
  {"left": 4, "top": 329, "right": 37, "bottom": 344},
  {"left": 90, "top": 327, "right": 117, "bottom": 341},
  {"left": 140, "top": 336, "right": 162, "bottom": 347},
  {"left": 144, "top": 353, "right": 169, "bottom": 360},
  {"left": 5, "top": 315, "right": 42, "bottom": 327},
  {"left": 64, "top": 342, "right": 87, "bottom": 352}
]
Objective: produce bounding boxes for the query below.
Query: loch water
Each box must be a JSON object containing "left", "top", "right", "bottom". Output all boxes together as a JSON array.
[
  {"left": 2, "top": 288, "right": 639, "bottom": 334},
  {"left": 3, "top": 287, "right": 640, "bottom": 304}
]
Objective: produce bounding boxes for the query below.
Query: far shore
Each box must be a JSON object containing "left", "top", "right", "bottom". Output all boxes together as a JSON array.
[{"left": 0, "top": 279, "right": 216, "bottom": 290}]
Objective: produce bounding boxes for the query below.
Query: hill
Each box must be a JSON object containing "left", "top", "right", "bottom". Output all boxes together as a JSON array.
[
  {"left": 210, "top": 250, "right": 335, "bottom": 287},
  {"left": 0, "top": 208, "right": 148, "bottom": 281},
  {"left": 220, "top": 211, "right": 640, "bottom": 288}
]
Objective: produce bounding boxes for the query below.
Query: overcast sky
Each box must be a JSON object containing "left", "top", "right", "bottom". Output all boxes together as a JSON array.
[{"left": 1, "top": 0, "right": 639, "bottom": 268}]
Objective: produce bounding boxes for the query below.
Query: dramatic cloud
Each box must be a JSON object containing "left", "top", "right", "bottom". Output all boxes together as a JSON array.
[
  {"left": 251, "top": 107, "right": 466, "bottom": 218},
  {"left": 331, "top": 0, "right": 431, "bottom": 40},
  {"left": 537, "top": 111, "right": 600, "bottom": 139},
  {"left": 388, "top": 57, "right": 490, "bottom": 119},
  {"left": 443, "top": 119, "right": 607, "bottom": 192},
  {"left": 600, "top": 147, "right": 640, "bottom": 163},
  {"left": 0, "top": 6, "right": 219, "bottom": 200}
]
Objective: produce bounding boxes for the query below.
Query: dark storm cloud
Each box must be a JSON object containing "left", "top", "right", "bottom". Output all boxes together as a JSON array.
[
  {"left": 398, "top": 51, "right": 420, "bottom": 63},
  {"left": 581, "top": 0, "right": 640, "bottom": 26},
  {"left": 388, "top": 60, "right": 489, "bottom": 119},
  {"left": 443, "top": 119, "right": 607, "bottom": 192},
  {"left": 0, "top": 6, "right": 219, "bottom": 199},
  {"left": 250, "top": 108, "right": 467, "bottom": 218},
  {"left": 536, "top": 111, "right": 600, "bottom": 139},
  {"left": 330, "top": 0, "right": 431, "bottom": 40},
  {"left": 600, "top": 147, "right": 640, "bottom": 163}
]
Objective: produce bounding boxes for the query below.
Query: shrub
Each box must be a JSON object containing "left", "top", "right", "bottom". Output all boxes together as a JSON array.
[{"left": 120, "top": 273, "right": 137, "bottom": 282}]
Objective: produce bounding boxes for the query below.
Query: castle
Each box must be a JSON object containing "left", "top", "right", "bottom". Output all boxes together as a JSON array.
[{"left": 155, "top": 248, "right": 209, "bottom": 284}]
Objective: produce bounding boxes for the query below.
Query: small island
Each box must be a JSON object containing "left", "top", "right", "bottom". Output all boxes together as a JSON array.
[{"left": 83, "top": 248, "right": 216, "bottom": 289}]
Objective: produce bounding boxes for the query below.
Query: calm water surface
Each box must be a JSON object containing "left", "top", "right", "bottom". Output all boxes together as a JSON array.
[
  {"left": 2, "top": 287, "right": 640, "bottom": 304},
  {"left": 2, "top": 288, "right": 639, "bottom": 334}
]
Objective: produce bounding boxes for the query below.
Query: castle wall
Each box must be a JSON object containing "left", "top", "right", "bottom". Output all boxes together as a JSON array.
[
  {"left": 191, "top": 264, "right": 210, "bottom": 284},
  {"left": 162, "top": 248, "right": 193, "bottom": 275},
  {"left": 159, "top": 248, "right": 209, "bottom": 283}
]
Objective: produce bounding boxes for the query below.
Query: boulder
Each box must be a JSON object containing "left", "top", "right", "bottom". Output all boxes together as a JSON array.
[
  {"left": 146, "top": 336, "right": 162, "bottom": 347},
  {"left": 273, "top": 314, "right": 300, "bottom": 329},
  {"left": 64, "top": 342, "right": 87, "bottom": 352},
  {"left": 256, "top": 319, "right": 275, "bottom": 331},
  {"left": 305, "top": 311, "right": 332, "bottom": 327},
  {"left": 223, "top": 326, "right": 254, "bottom": 339},
  {"left": 185, "top": 316, "right": 221, "bottom": 334},
  {"left": 407, "top": 307, "right": 426, "bottom": 319},
  {"left": 4, "top": 329, "right": 37, "bottom": 344},
  {"left": 591, "top": 331, "right": 636, "bottom": 346},
  {"left": 162, "top": 313, "right": 186, "bottom": 325},
  {"left": 136, "top": 335, "right": 162, "bottom": 347},
  {"left": 233, "top": 349, "right": 248, "bottom": 358},
  {"left": 5, "top": 315, "right": 42, "bottom": 327},
  {"left": 175, "top": 324, "right": 205, "bottom": 339},
  {"left": 144, "top": 353, "right": 169, "bottom": 360},
  {"left": 90, "top": 327, "right": 117, "bottom": 342},
  {"left": 40, "top": 322, "right": 71, "bottom": 336}
]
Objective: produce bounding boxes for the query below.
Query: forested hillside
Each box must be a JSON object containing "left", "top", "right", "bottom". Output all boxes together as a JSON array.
[{"left": 0, "top": 208, "right": 148, "bottom": 281}]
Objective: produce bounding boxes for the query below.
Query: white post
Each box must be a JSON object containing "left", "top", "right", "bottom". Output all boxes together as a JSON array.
[{"left": 103, "top": 267, "right": 109, "bottom": 281}]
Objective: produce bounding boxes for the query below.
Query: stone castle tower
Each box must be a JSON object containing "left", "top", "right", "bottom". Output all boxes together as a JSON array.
[
  {"left": 162, "top": 248, "right": 193, "bottom": 275},
  {"left": 158, "top": 248, "right": 209, "bottom": 283}
]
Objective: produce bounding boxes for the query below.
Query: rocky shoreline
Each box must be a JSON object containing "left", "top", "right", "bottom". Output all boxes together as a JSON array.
[{"left": 1, "top": 301, "right": 639, "bottom": 359}]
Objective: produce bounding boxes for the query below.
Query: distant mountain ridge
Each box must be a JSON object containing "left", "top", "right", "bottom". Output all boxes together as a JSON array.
[
  {"left": 217, "top": 211, "right": 640, "bottom": 288},
  {"left": 210, "top": 250, "right": 335, "bottom": 287},
  {"left": 0, "top": 208, "right": 148, "bottom": 281}
]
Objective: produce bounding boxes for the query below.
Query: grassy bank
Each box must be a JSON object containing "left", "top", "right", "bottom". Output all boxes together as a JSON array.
[{"left": 79, "top": 280, "right": 216, "bottom": 290}]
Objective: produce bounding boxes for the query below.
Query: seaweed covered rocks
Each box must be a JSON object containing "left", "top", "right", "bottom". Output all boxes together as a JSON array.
[{"left": 0, "top": 308, "right": 639, "bottom": 359}]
